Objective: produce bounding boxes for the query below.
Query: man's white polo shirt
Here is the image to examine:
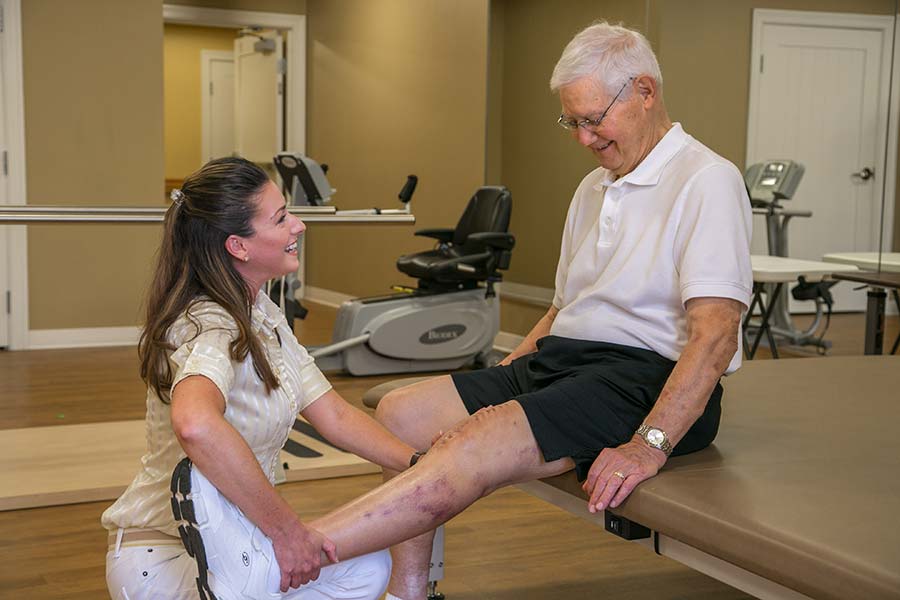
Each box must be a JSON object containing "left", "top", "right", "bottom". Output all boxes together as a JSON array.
[{"left": 549, "top": 123, "right": 752, "bottom": 373}]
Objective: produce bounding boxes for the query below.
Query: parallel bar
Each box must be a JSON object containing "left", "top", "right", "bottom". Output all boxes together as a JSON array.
[
  {"left": 0, "top": 206, "right": 415, "bottom": 225},
  {"left": 0, "top": 204, "right": 335, "bottom": 214}
]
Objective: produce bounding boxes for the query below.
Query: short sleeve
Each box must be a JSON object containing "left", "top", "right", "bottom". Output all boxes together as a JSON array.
[
  {"left": 297, "top": 351, "right": 332, "bottom": 410},
  {"left": 673, "top": 163, "right": 753, "bottom": 309},
  {"left": 168, "top": 304, "right": 237, "bottom": 401},
  {"left": 552, "top": 171, "right": 601, "bottom": 310},
  {"left": 277, "top": 320, "right": 332, "bottom": 412}
]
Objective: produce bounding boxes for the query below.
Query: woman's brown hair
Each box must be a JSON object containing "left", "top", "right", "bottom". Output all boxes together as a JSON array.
[{"left": 139, "top": 157, "right": 280, "bottom": 402}]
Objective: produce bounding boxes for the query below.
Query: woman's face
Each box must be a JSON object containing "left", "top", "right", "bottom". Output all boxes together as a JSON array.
[{"left": 231, "top": 180, "right": 306, "bottom": 292}]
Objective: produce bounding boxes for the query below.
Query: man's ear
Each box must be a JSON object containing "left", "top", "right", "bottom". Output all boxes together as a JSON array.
[
  {"left": 634, "top": 75, "right": 658, "bottom": 107},
  {"left": 225, "top": 234, "right": 248, "bottom": 262}
]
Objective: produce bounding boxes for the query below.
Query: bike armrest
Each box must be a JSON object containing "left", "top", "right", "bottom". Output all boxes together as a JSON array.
[
  {"left": 414, "top": 228, "right": 455, "bottom": 243},
  {"left": 467, "top": 232, "right": 516, "bottom": 251}
]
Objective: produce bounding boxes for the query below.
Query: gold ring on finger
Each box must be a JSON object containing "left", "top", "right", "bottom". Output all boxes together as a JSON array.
[{"left": 612, "top": 471, "right": 627, "bottom": 479}]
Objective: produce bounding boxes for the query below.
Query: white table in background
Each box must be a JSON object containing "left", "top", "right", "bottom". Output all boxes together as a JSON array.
[{"left": 746, "top": 256, "right": 858, "bottom": 358}]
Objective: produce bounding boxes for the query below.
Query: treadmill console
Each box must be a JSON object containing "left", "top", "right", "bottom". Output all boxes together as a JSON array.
[
  {"left": 274, "top": 152, "right": 335, "bottom": 206},
  {"left": 744, "top": 160, "right": 805, "bottom": 206}
]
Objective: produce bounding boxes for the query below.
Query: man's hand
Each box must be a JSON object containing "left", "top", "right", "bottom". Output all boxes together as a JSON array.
[
  {"left": 582, "top": 438, "right": 667, "bottom": 513},
  {"left": 271, "top": 520, "right": 339, "bottom": 592}
]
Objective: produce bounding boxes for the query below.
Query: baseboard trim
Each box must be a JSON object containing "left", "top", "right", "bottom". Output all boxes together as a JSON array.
[
  {"left": 498, "top": 281, "right": 554, "bottom": 307},
  {"left": 303, "top": 286, "right": 354, "bottom": 308},
  {"left": 494, "top": 331, "right": 525, "bottom": 353},
  {"left": 28, "top": 326, "right": 141, "bottom": 350}
]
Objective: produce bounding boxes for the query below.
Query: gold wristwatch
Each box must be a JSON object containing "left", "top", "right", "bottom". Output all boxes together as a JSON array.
[{"left": 636, "top": 424, "right": 672, "bottom": 456}]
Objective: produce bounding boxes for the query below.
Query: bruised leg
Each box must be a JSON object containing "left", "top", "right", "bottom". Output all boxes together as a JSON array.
[
  {"left": 374, "top": 376, "right": 470, "bottom": 600},
  {"left": 310, "top": 399, "right": 574, "bottom": 598}
]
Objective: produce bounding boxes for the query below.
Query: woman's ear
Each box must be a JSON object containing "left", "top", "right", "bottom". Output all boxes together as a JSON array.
[{"left": 225, "top": 235, "right": 249, "bottom": 262}]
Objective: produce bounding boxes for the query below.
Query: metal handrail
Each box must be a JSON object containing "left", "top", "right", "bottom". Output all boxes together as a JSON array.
[
  {"left": 2, "top": 205, "right": 337, "bottom": 214},
  {"left": 0, "top": 205, "right": 415, "bottom": 225}
]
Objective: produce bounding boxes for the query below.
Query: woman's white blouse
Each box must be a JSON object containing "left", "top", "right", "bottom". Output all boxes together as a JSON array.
[{"left": 101, "top": 292, "right": 331, "bottom": 536}]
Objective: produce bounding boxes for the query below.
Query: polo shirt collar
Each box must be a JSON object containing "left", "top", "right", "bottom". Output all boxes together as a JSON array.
[
  {"left": 597, "top": 122, "right": 687, "bottom": 188},
  {"left": 252, "top": 290, "right": 288, "bottom": 333}
]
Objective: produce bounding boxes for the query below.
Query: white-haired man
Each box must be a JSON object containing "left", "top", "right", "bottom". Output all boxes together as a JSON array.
[{"left": 305, "top": 21, "right": 753, "bottom": 600}]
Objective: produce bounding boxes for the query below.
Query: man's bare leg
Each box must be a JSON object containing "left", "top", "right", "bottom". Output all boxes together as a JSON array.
[
  {"left": 375, "top": 377, "right": 470, "bottom": 600},
  {"left": 309, "top": 397, "right": 575, "bottom": 599}
]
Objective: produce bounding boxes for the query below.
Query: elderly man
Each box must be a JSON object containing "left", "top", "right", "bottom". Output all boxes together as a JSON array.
[{"left": 308, "top": 21, "right": 752, "bottom": 600}]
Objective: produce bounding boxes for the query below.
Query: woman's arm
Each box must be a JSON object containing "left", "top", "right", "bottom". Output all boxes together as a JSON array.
[
  {"left": 498, "top": 305, "right": 559, "bottom": 365},
  {"left": 171, "top": 376, "right": 336, "bottom": 591},
  {"left": 301, "top": 389, "right": 418, "bottom": 471}
]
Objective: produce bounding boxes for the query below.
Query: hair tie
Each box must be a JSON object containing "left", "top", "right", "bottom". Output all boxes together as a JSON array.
[{"left": 170, "top": 188, "right": 185, "bottom": 207}]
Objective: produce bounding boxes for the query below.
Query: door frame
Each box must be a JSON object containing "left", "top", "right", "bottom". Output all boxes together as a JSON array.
[
  {"left": 200, "top": 49, "right": 234, "bottom": 164},
  {"left": 164, "top": 4, "right": 305, "bottom": 156},
  {"left": 747, "top": 9, "right": 898, "bottom": 256},
  {"left": 2, "top": 0, "right": 28, "bottom": 349}
]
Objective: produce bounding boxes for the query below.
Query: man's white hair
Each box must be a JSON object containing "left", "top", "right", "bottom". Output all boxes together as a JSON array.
[{"left": 550, "top": 21, "right": 662, "bottom": 96}]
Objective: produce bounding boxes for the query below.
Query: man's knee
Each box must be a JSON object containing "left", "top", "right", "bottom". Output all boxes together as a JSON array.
[
  {"left": 374, "top": 385, "right": 417, "bottom": 433},
  {"left": 435, "top": 402, "right": 539, "bottom": 483},
  {"left": 441, "top": 402, "right": 522, "bottom": 448},
  {"left": 375, "top": 376, "right": 461, "bottom": 445}
]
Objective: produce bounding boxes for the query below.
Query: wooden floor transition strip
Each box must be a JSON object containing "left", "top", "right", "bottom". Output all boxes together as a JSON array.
[{"left": 0, "top": 419, "right": 379, "bottom": 511}]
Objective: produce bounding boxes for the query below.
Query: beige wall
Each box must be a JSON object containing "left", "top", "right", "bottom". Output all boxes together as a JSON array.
[
  {"left": 489, "top": 1, "right": 650, "bottom": 334},
  {"left": 654, "top": 0, "right": 894, "bottom": 167},
  {"left": 23, "top": 0, "right": 165, "bottom": 330},
  {"left": 651, "top": 0, "right": 899, "bottom": 254},
  {"left": 305, "top": 0, "right": 490, "bottom": 297},
  {"left": 18, "top": 0, "right": 899, "bottom": 336},
  {"left": 493, "top": 0, "right": 899, "bottom": 336},
  {"left": 164, "top": 24, "right": 239, "bottom": 180}
]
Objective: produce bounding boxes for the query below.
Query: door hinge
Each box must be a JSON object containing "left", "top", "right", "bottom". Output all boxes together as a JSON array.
[
  {"left": 210, "top": 81, "right": 214, "bottom": 95},
  {"left": 277, "top": 58, "right": 287, "bottom": 75},
  {"left": 2, "top": 151, "right": 7, "bottom": 176},
  {"left": 760, "top": 54, "right": 764, "bottom": 74},
  {"left": 6, "top": 291, "right": 10, "bottom": 315},
  {"left": 1, "top": 5, "right": 5, "bottom": 34}
]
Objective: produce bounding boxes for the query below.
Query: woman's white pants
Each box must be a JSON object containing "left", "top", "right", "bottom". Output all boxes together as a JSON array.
[{"left": 106, "top": 466, "right": 389, "bottom": 600}]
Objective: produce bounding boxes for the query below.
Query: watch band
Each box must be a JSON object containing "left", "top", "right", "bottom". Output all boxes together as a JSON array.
[
  {"left": 409, "top": 450, "right": 426, "bottom": 467},
  {"left": 636, "top": 424, "right": 672, "bottom": 456}
]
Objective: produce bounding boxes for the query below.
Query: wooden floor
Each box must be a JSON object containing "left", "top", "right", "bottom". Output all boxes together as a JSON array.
[{"left": 0, "top": 302, "right": 896, "bottom": 600}]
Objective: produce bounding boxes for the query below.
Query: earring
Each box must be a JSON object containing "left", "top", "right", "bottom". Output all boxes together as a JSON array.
[{"left": 243, "top": 256, "right": 250, "bottom": 263}]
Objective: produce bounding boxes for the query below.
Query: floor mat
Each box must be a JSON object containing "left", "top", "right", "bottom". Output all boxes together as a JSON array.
[{"left": 0, "top": 419, "right": 379, "bottom": 511}]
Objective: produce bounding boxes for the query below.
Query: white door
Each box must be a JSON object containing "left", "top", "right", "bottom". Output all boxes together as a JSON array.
[
  {"left": 234, "top": 30, "right": 284, "bottom": 165},
  {"left": 0, "top": 35, "right": 9, "bottom": 349},
  {"left": 201, "top": 50, "right": 235, "bottom": 162},
  {"left": 747, "top": 10, "right": 895, "bottom": 313}
]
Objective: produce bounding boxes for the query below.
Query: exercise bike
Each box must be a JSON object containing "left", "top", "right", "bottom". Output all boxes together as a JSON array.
[
  {"left": 274, "top": 153, "right": 515, "bottom": 376},
  {"left": 745, "top": 159, "right": 836, "bottom": 352},
  {"left": 269, "top": 153, "right": 418, "bottom": 325}
]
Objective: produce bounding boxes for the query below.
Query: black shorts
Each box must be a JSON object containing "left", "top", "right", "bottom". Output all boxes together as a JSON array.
[{"left": 451, "top": 335, "right": 722, "bottom": 480}]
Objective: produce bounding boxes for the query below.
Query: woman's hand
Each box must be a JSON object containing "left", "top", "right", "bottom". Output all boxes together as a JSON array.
[{"left": 270, "top": 519, "right": 339, "bottom": 591}]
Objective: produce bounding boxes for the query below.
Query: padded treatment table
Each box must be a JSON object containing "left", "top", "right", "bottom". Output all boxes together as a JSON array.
[
  {"left": 745, "top": 256, "right": 858, "bottom": 358},
  {"left": 363, "top": 356, "right": 900, "bottom": 600}
]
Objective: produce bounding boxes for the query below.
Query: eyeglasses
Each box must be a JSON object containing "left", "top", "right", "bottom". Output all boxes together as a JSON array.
[{"left": 557, "top": 77, "right": 634, "bottom": 131}]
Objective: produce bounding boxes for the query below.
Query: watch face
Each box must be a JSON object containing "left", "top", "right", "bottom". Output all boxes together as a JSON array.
[{"left": 647, "top": 428, "right": 665, "bottom": 446}]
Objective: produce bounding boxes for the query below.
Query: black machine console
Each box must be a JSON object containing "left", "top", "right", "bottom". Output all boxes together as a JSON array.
[{"left": 274, "top": 152, "right": 335, "bottom": 206}]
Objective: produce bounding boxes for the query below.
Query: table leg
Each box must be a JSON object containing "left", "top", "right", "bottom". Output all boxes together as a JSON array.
[
  {"left": 747, "top": 282, "right": 783, "bottom": 359},
  {"left": 864, "top": 288, "right": 886, "bottom": 355},
  {"left": 742, "top": 284, "right": 762, "bottom": 359},
  {"left": 890, "top": 289, "right": 899, "bottom": 356}
]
